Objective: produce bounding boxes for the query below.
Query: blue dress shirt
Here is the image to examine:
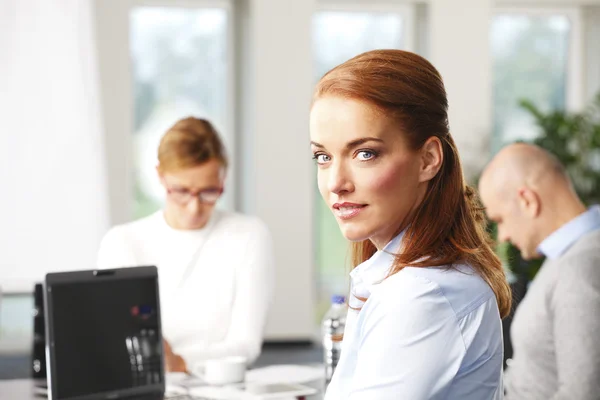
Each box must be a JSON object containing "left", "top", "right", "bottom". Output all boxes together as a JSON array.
[
  {"left": 324, "top": 233, "right": 504, "bottom": 400},
  {"left": 537, "top": 205, "right": 600, "bottom": 260}
]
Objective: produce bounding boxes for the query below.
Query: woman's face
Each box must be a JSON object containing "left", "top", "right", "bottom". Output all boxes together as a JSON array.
[
  {"left": 158, "top": 159, "right": 225, "bottom": 230},
  {"left": 310, "top": 96, "right": 436, "bottom": 249}
]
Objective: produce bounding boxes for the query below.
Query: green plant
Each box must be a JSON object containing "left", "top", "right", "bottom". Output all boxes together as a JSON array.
[
  {"left": 499, "top": 93, "right": 600, "bottom": 279},
  {"left": 520, "top": 92, "right": 600, "bottom": 206}
]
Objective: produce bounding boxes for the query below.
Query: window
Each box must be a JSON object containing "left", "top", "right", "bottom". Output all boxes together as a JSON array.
[
  {"left": 312, "top": 4, "right": 414, "bottom": 321},
  {"left": 0, "top": 294, "right": 33, "bottom": 354},
  {"left": 130, "top": 5, "right": 233, "bottom": 219},
  {"left": 491, "top": 9, "right": 582, "bottom": 151}
]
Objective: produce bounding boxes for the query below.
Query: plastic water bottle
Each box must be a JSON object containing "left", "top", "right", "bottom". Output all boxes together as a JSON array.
[{"left": 322, "top": 295, "right": 347, "bottom": 385}]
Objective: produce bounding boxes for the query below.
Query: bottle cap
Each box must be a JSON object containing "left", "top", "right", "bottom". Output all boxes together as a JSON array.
[{"left": 331, "top": 295, "right": 346, "bottom": 305}]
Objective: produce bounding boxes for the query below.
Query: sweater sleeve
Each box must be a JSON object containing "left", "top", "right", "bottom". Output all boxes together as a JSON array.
[
  {"left": 180, "top": 219, "right": 275, "bottom": 368},
  {"left": 550, "top": 250, "right": 600, "bottom": 400}
]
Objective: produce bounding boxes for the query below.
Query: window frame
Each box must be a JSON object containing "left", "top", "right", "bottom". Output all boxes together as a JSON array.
[
  {"left": 98, "top": 0, "right": 237, "bottom": 222},
  {"left": 493, "top": 6, "right": 584, "bottom": 112},
  {"left": 315, "top": 2, "right": 417, "bottom": 53}
]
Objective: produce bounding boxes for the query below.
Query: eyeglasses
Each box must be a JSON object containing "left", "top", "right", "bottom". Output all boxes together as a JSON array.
[{"left": 164, "top": 182, "right": 224, "bottom": 205}]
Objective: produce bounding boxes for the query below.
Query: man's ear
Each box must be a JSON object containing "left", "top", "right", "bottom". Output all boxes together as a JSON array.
[
  {"left": 517, "top": 187, "right": 541, "bottom": 218},
  {"left": 418, "top": 136, "right": 443, "bottom": 183}
]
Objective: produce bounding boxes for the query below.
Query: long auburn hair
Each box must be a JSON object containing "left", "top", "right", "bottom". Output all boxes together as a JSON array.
[{"left": 313, "top": 50, "right": 511, "bottom": 318}]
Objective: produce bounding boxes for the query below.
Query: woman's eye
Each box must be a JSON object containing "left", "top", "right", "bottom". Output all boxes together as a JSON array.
[
  {"left": 314, "top": 154, "right": 331, "bottom": 164},
  {"left": 356, "top": 150, "right": 375, "bottom": 161}
]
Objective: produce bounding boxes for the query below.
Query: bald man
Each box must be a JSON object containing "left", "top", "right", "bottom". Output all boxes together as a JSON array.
[{"left": 479, "top": 143, "right": 600, "bottom": 400}]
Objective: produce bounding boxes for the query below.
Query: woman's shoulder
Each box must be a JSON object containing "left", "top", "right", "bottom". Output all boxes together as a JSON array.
[
  {"left": 97, "top": 213, "right": 162, "bottom": 268},
  {"left": 375, "top": 263, "right": 495, "bottom": 319}
]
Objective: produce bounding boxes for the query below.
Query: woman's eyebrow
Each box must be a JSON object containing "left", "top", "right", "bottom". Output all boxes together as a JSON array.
[
  {"left": 344, "top": 137, "right": 384, "bottom": 150},
  {"left": 310, "top": 137, "right": 384, "bottom": 150}
]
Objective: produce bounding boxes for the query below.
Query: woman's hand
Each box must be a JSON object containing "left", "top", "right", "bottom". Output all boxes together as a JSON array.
[{"left": 163, "top": 339, "right": 187, "bottom": 373}]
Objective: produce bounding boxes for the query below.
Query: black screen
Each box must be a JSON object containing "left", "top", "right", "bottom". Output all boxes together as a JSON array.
[{"left": 49, "top": 277, "right": 162, "bottom": 399}]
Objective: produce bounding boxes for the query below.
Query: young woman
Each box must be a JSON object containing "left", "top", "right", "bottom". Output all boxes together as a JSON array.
[
  {"left": 310, "top": 50, "right": 511, "bottom": 399},
  {"left": 97, "top": 117, "right": 274, "bottom": 373}
]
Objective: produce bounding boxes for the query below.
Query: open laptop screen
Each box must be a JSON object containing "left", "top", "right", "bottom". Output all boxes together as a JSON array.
[{"left": 45, "top": 267, "right": 163, "bottom": 400}]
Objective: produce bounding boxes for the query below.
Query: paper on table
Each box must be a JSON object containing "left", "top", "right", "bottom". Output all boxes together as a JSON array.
[
  {"left": 245, "top": 364, "right": 324, "bottom": 384},
  {"left": 165, "top": 371, "right": 209, "bottom": 396},
  {"left": 188, "top": 385, "right": 255, "bottom": 399},
  {"left": 166, "top": 373, "right": 252, "bottom": 399},
  {"left": 167, "top": 366, "right": 323, "bottom": 399},
  {"left": 166, "top": 372, "right": 206, "bottom": 387}
]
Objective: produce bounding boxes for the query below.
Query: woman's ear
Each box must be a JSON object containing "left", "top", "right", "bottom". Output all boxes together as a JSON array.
[{"left": 418, "top": 136, "right": 443, "bottom": 183}]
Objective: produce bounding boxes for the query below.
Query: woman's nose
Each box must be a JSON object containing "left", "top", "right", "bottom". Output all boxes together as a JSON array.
[{"left": 327, "top": 162, "right": 354, "bottom": 195}]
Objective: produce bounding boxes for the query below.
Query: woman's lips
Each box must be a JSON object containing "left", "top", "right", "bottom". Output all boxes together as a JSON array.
[{"left": 332, "top": 202, "right": 367, "bottom": 220}]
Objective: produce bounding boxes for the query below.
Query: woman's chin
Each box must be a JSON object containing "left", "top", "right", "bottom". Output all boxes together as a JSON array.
[{"left": 339, "top": 225, "right": 371, "bottom": 243}]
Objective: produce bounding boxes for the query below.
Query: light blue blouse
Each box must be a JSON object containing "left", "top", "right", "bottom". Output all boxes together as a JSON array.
[{"left": 324, "top": 233, "right": 504, "bottom": 399}]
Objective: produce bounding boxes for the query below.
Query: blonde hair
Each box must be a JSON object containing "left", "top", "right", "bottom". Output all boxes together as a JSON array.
[{"left": 157, "top": 117, "right": 228, "bottom": 173}]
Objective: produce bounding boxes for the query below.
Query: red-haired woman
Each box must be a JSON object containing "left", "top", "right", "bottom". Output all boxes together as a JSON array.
[{"left": 310, "top": 49, "right": 511, "bottom": 399}]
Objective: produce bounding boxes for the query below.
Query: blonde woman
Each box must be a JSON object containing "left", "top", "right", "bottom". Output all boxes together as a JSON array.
[{"left": 97, "top": 117, "right": 274, "bottom": 373}]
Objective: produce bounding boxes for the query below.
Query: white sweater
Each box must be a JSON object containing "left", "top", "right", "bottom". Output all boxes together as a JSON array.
[{"left": 96, "top": 209, "right": 274, "bottom": 368}]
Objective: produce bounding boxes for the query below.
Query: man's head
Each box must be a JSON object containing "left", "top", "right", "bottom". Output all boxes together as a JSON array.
[{"left": 479, "top": 143, "right": 582, "bottom": 260}]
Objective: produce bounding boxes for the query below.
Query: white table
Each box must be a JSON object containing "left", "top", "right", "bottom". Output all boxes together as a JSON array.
[{"left": 0, "top": 365, "right": 326, "bottom": 400}]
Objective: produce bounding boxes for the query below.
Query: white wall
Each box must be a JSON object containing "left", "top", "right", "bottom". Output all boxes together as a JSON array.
[
  {"left": 0, "top": 0, "right": 110, "bottom": 293},
  {"left": 94, "top": 0, "right": 133, "bottom": 227},
  {"left": 429, "top": 0, "right": 493, "bottom": 181},
  {"left": 237, "top": 0, "right": 316, "bottom": 340}
]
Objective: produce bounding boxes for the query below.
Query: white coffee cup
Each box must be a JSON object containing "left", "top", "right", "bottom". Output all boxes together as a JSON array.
[{"left": 200, "top": 356, "right": 247, "bottom": 385}]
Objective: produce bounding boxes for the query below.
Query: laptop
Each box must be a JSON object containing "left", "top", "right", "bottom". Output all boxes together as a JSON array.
[{"left": 44, "top": 266, "right": 200, "bottom": 400}]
